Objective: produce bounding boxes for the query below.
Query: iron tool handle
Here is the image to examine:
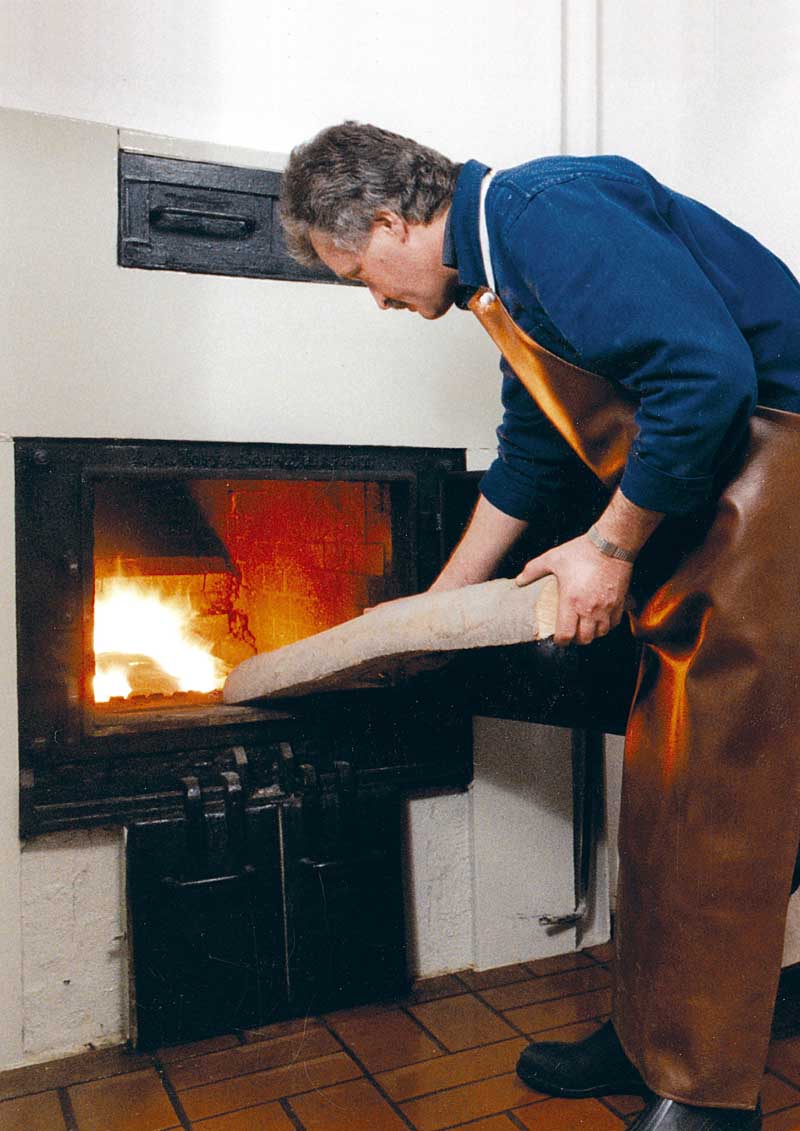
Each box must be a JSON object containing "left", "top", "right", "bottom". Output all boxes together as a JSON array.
[
  {"left": 161, "top": 864, "right": 255, "bottom": 890},
  {"left": 149, "top": 205, "right": 257, "bottom": 240}
]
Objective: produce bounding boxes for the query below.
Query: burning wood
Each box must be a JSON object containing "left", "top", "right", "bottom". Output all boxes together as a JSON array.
[{"left": 93, "top": 576, "right": 229, "bottom": 702}]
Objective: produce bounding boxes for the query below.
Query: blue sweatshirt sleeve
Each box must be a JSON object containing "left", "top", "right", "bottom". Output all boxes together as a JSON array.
[
  {"left": 479, "top": 358, "right": 590, "bottom": 520},
  {"left": 497, "top": 174, "right": 758, "bottom": 514}
]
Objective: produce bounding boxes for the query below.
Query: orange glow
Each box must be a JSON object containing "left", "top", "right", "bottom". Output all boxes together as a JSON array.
[
  {"left": 93, "top": 576, "right": 228, "bottom": 703},
  {"left": 92, "top": 479, "right": 397, "bottom": 708}
]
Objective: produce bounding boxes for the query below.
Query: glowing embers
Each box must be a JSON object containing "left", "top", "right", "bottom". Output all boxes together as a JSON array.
[{"left": 93, "top": 574, "right": 229, "bottom": 704}]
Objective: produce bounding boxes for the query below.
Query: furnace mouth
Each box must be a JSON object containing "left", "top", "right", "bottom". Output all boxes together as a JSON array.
[{"left": 90, "top": 475, "right": 403, "bottom": 718}]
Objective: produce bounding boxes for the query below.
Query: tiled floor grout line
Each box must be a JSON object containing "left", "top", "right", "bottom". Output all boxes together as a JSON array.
[
  {"left": 162, "top": 1043, "right": 346, "bottom": 1094},
  {"left": 314, "top": 1014, "right": 421, "bottom": 1131},
  {"left": 596, "top": 1094, "right": 642, "bottom": 1121},
  {"left": 398, "top": 1004, "right": 463, "bottom": 1056},
  {"left": 164, "top": 1071, "right": 364, "bottom": 1126},
  {"left": 453, "top": 971, "right": 531, "bottom": 993},
  {"left": 469, "top": 987, "right": 529, "bottom": 1040},
  {"left": 506, "top": 1109, "right": 536, "bottom": 1130},
  {"left": 476, "top": 981, "right": 613, "bottom": 1016},
  {"left": 153, "top": 1058, "right": 193, "bottom": 1131},
  {"left": 279, "top": 1094, "right": 308, "bottom": 1131},
  {"left": 767, "top": 1064, "right": 800, "bottom": 1093},
  {"left": 379, "top": 1063, "right": 526, "bottom": 1105},
  {"left": 57, "top": 1086, "right": 79, "bottom": 1131}
]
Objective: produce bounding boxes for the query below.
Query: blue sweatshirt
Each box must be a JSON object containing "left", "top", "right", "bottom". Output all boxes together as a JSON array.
[{"left": 445, "top": 158, "right": 800, "bottom": 518}]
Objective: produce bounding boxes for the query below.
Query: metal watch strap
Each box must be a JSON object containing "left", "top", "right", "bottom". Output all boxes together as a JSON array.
[{"left": 587, "top": 524, "right": 637, "bottom": 563}]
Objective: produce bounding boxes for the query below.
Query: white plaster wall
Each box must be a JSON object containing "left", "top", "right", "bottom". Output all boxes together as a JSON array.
[
  {"left": 471, "top": 720, "right": 575, "bottom": 968},
  {"left": 0, "top": 0, "right": 563, "bottom": 169},
  {"left": 0, "top": 0, "right": 575, "bottom": 1067},
  {"left": 1, "top": 109, "right": 502, "bottom": 450},
  {"left": 20, "top": 831, "right": 127, "bottom": 1059},
  {"left": 404, "top": 791, "right": 473, "bottom": 977},
  {"left": 599, "top": 0, "right": 800, "bottom": 268}
]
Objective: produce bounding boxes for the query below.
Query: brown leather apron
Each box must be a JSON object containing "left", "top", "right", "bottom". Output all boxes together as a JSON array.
[{"left": 469, "top": 286, "right": 800, "bottom": 1109}]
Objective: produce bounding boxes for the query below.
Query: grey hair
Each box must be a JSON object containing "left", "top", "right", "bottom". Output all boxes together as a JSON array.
[{"left": 280, "top": 121, "right": 461, "bottom": 268}]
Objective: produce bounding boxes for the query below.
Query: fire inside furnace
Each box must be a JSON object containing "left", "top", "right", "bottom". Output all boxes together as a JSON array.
[
  {"left": 92, "top": 478, "right": 401, "bottom": 708},
  {"left": 93, "top": 578, "right": 228, "bottom": 702}
]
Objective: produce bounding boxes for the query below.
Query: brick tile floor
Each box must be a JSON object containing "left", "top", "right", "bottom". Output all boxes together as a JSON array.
[{"left": 1, "top": 944, "right": 798, "bottom": 1130}]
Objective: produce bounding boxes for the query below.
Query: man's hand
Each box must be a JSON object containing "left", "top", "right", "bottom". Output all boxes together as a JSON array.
[
  {"left": 516, "top": 533, "right": 633, "bottom": 645},
  {"left": 515, "top": 490, "right": 664, "bottom": 645}
]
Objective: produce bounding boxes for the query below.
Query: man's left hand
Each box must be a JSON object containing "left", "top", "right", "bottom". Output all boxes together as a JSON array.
[{"left": 515, "top": 534, "right": 633, "bottom": 646}]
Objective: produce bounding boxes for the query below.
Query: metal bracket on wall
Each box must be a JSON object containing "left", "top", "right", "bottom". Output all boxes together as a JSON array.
[{"left": 539, "top": 728, "right": 605, "bottom": 945}]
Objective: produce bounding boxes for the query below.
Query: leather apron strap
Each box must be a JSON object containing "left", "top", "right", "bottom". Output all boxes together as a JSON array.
[{"left": 469, "top": 172, "right": 638, "bottom": 486}]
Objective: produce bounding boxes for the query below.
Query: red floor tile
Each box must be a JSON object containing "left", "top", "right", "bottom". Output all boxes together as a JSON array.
[
  {"left": 458, "top": 964, "right": 532, "bottom": 991},
  {"left": 504, "top": 986, "right": 612, "bottom": 1034},
  {"left": 166, "top": 1025, "right": 340, "bottom": 1090},
  {"left": 480, "top": 965, "right": 611, "bottom": 1012},
  {"left": 68, "top": 1067, "right": 178, "bottom": 1131},
  {"left": 0, "top": 1090, "right": 67, "bottom": 1131},
  {"left": 603, "top": 1091, "right": 648, "bottom": 1117},
  {"left": 289, "top": 1077, "right": 407, "bottom": 1131},
  {"left": 524, "top": 951, "right": 598, "bottom": 978},
  {"left": 409, "top": 994, "right": 517, "bottom": 1052},
  {"left": 3, "top": 952, "right": 800, "bottom": 1131},
  {"left": 765, "top": 1109, "right": 800, "bottom": 1129},
  {"left": 399, "top": 1072, "right": 542, "bottom": 1131},
  {"left": 763, "top": 1071, "right": 800, "bottom": 1114},
  {"left": 326, "top": 1008, "right": 442, "bottom": 1073},
  {"left": 188, "top": 1100, "right": 295, "bottom": 1130},
  {"left": 0, "top": 1045, "right": 153, "bottom": 1102},
  {"left": 522, "top": 1018, "right": 604, "bottom": 1044},
  {"left": 584, "top": 942, "right": 616, "bottom": 964},
  {"left": 178, "top": 1051, "right": 361, "bottom": 1123},
  {"left": 157, "top": 1034, "right": 240, "bottom": 1064},
  {"left": 409, "top": 975, "right": 466, "bottom": 1003},
  {"left": 377, "top": 1037, "right": 528, "bottom": 1102},
  {"left": 242, "top": 1016, "right": 320, "bottom": 1043},
  {"left": 447, "top": 1118, "right": 519, "bottom": 1131},
  {"left": 768, "top": 1037, "right": 800, "bottom": 1085},
  {"left": 512, "top": 1096, "right": 624, "bottom": 1128}
]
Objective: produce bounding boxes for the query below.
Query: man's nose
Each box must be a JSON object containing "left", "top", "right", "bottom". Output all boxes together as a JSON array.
[{"left": 368, "top": 286, "right": 390, "bottom": 309}]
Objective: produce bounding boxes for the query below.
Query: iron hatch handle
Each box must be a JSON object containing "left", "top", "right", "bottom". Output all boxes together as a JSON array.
[
  {"left": 149, "top": 205, "right": 257, "bottom": 240},
  {"left": 161, "top": 864, "right": 256, "bottom": 890}
]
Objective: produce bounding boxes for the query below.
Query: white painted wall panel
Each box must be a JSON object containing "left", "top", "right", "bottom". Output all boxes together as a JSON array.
[
  {"left": 404, "top": 792, "right": 474, "bottom": 977},
  {"left": 20, "top": 831, "right": 127, "bottom": 1059},
  {"left": 1, "top": 109, "right": 502, "bottom": 448},
  {"left": 600, "top": 0, "right": 800, "bottom": 268},
  {"left": 0, "top": 0, "right": 562, "bottom": 166},
  {"left": 471, "top": 718, "right": 576, "bottom": 969}
]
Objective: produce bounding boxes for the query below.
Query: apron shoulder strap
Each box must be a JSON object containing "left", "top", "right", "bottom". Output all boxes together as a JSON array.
[
  {"left": 469, "top": 172, "right": 637, "bottom": 486},
  {"left": 478, "top": 169, "right": 498, "bottom": 293}
]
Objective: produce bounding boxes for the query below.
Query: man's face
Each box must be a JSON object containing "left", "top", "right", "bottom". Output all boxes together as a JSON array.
[{"left": 309, "top": 211, "right": 458, "bottom": 320}]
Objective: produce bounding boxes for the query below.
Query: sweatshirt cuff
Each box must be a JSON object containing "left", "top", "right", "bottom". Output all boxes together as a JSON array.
[
  {"left": 479, "top": 462, "right": 539, "bottom": 521},
  {"left": 620, "top": 453, "right": 714, "bottom": 515}
]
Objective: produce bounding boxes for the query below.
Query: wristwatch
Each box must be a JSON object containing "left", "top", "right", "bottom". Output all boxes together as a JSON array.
[{"left": 587, "top": 524, "right": 637, "bottom": 563}]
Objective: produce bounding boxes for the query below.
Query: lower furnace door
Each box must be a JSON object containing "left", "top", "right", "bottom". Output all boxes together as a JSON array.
[{"left": 127, "top": 786, "right": 407, "bottom": 1048}]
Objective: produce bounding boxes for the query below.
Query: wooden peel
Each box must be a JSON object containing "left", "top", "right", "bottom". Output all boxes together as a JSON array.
[{"left": 223, "top": 575, "right": 558, "bottom": 704}]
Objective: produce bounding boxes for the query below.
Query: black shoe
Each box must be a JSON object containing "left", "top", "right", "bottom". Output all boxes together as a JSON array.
[
  {"left": 629, "top": 1098, "right": 761, "bottom": 1130},
  {"left": 515, "top": 1020, "right": 646, "bottom": 1097}
]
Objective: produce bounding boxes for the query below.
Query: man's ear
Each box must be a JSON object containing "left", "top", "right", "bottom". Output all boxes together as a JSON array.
[{"left": 373, "top": 210, "right": 409, "bottom": 242}]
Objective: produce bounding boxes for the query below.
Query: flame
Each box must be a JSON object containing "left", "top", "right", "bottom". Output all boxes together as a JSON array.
[{"left": 93, "top": 576, "right": 227, "bottom": 702}]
